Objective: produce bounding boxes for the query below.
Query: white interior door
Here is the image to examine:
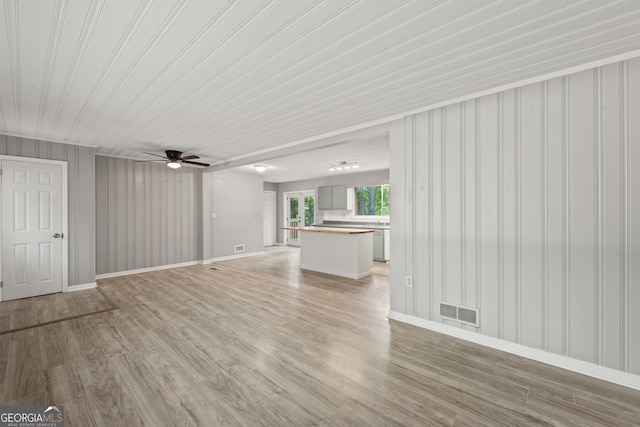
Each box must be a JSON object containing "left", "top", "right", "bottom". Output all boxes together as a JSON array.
[
  {"left": 1, "top": 159, "right": 64, "bottom": 301},
  {"left": 263, "top": 191, "right": 276, "bottom": 246}
]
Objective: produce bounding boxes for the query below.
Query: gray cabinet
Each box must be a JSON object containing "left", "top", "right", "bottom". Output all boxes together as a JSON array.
[
  {"left": 317, "top": 185, "right": 347, "bottom": 210},
  {"left": 318, "top": 186, "right": 333, "bottom": 210},
  {"left": 331, "top": 185, "right": 347, "bottom": 209}
]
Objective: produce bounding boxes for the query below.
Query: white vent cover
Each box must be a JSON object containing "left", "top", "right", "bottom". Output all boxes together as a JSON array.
[
  {"left": 439, "top": 302, "right": 479, "bottom": 327},
  {"left": 234, "top": 244, "right": 245, "bottom": 253}
]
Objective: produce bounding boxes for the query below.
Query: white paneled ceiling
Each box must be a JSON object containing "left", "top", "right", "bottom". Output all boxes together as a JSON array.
[{"left": 2, "top": 0, "right": 640, "bottom": 166}]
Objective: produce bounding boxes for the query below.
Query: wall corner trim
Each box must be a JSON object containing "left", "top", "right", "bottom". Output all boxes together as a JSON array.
[
  {"left": 95, "top": 260, "right": 204, "bottom": 280},
  {"left": 66, "top": 282, "right": 97, "bottom": 292},
  {"left": 388, "top": 311, "right": 640, "bottom": 392}
]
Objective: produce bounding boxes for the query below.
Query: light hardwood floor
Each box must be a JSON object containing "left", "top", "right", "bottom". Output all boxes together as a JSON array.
[
  {"left": 2, "top": 247, "right": 639, "bottom": 426},
  {"left": 0, "top": 288, "right": 115, "bottom": 335}
]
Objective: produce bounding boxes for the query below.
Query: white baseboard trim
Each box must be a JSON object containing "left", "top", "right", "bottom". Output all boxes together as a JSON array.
[
  {"left": 388, "top": 311, "right": 640, "bottom": 392},
  {"left": 66, "top": 282, "right": 97, "bottom": 292},
  {"left": 299, "top": 264, "right": 367, "bottom": 280},
  {"left": 0, "top": 282, "right": 97, "bottom": 301},
  {"left": 210, "top": 251, "right": 265, "bottom": 262},
  {"left": 96, "top": 260, "right": 204, "bottom": 279}
]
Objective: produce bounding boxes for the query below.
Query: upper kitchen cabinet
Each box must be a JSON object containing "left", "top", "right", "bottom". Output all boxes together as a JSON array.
[
  {"left": 318, "top": 186, "right": 332, "bottom": 209},
  {"left": 318, "top": 185, "right": 348, "bottom": 210},
  {"left": 331, "top": 185, "right": 347, "bottom": 209}
]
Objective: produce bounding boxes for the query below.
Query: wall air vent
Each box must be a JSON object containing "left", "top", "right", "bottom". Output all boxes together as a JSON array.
[
  {"left": 440, "top": 303, "right": 457, "bottom": 319},
  {"left": 234, "top": 244, "right": 245, "bottom": 253},
  {"left": 439, "top": 302, "right": 480, "bottom": 327}
]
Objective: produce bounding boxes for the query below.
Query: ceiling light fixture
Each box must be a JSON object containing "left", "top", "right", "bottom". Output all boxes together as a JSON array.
[
  {"left": 329, "top": 160, "right": 358, "bottom": 171},
  {"left": 254, "top": 165, "right": 267, "bottom": 172},
  {"left": 167, "top": 160, "right": 181, "bottom": 169}
]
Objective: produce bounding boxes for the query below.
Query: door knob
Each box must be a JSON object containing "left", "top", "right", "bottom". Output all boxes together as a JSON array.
[{"left": 53, "top": 233, "right": 62, "bottom": 238}]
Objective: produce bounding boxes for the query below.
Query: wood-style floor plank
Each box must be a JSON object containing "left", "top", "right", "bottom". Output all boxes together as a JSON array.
[
  {"left": 1, "top": 247, "right": 639, "bottom": 426},
  {"left": 0, "top": 288, "right": 115, "bottom": 335}
]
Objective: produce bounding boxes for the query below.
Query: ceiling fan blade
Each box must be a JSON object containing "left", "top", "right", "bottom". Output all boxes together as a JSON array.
[
  {"left": 182, "top": 160, "right": 210, "bottom": 167},
  {"left": 181, "top": 155, "right": 200, "bottom": 160},
  {"left": 143, "top": 152, "right": 168, "bottom": 159},
  {"left": 134, "top": 159, "right": 166, "bottom": 162}
]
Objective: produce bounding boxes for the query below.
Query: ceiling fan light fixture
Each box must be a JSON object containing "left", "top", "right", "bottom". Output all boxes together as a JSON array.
[
  {"left": 254, "top": 165, "right": 267, "bottom": 172},
  {"left": 143, "top": 150, "right": 209, "bottom": 167}
]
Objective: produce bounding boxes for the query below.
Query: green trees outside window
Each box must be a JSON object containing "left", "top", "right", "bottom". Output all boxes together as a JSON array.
[
  {"left": 355, "top": 185, "right": 390, "bottom": 216},
  {"left": 289, "top": 197, "right": 299, "bottom": 219},
  {"left": 304, "top": 195, "right": 314, "bottom": 226}
]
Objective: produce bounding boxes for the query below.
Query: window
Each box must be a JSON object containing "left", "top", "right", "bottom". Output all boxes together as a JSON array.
[
  {"left": 355, "top": 185, "right": 390, "bottom": 216},
  {"left": 304, "top": 195, "right": 314, "bottom": 226}
]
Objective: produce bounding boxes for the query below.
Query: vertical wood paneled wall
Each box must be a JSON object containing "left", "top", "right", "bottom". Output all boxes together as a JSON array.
[
  {"left": 95, "top": 156, "right": 202, "bottom": 275},
  {"left": 390, "top": 58, "right": 640, "bottom": 374},
  {"left": 0, "top": 135, "right": 95, "bottom": 287}
]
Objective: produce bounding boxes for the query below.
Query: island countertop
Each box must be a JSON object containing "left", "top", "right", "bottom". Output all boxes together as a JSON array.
[{"left": 280, "top": 226, "right": 374, "bottom": 235}]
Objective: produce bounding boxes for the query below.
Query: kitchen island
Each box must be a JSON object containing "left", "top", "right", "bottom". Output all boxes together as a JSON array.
[{"left": 280, "top": 226, "right": 374, "bottom": 279}]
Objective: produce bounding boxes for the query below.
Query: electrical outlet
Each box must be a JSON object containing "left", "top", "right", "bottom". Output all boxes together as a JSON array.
[
  {"left": 405, "top": 276, "right": 413, "bottom": 287},
  {"left": 211, "top": 213, "right": 216, "bottom": 219}
]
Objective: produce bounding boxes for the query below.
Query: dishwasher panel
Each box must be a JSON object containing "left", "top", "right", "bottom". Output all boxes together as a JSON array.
[{"left": 373, "top": 230, "right": 384, "bottom": 261}]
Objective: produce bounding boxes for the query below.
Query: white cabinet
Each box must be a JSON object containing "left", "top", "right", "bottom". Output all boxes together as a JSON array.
[
  {"left": 384, "top": 229, "right": 390, "bottom": 261},
  {"left": 317, "top": 185, "right": 348, "bottom": 210},
  {"left": 346, "top": 187, "right": 354, "bottom": 210},
  {"left": 373, "top": 230, "right": 384, "bottom": 261},
  {"left": 298, "top": 229, "right": 373, "bottom": 279}
]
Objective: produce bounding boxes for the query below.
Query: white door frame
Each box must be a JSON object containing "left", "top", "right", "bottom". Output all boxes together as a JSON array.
[{"left": 0, "top": 155, "right": 68, "bottom": 302}]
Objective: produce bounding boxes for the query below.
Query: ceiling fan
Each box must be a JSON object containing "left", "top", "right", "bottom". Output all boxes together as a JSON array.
[{"left": 141, "top": 150, "right": 210, "bottom": 169}]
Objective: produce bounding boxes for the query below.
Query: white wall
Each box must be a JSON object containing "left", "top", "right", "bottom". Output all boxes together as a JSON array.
[
  {"left": 390, "top": 58, "right": 640, "bottom": 375},
  {"left": 204, "top": 170, "right": 264, "bottom": 259},
  {"left": 263, "top": 182, "right": 278, "bottom": 191}
]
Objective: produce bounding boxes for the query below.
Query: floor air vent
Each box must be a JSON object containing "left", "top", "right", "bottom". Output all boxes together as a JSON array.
[
  {"left": 439, "top": 302, "right": 479, "bottom": 327},
  {"left": 234, "top": 244, "right": 245, "bottom": 253},
  {"left": 207, "top": 267, "right": 220, "bottom": 271}
]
